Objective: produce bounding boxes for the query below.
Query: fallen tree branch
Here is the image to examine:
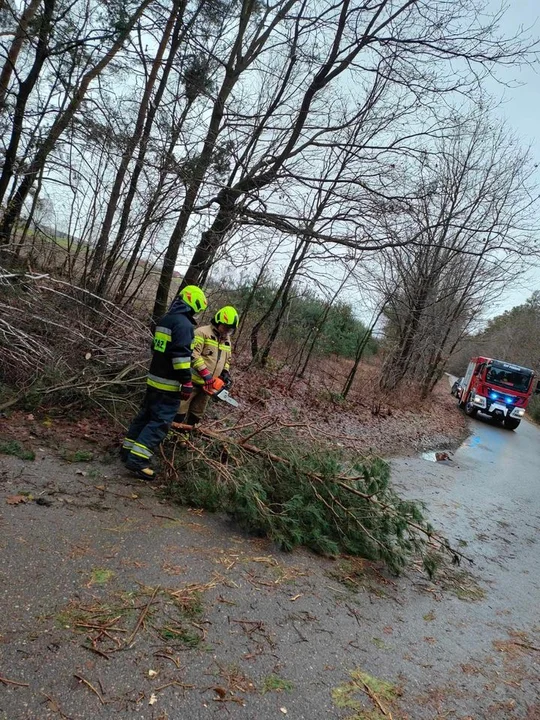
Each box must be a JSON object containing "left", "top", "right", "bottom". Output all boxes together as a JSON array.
[
  {"left": 162, "top": 422, "right": 470, "bottom": 576},
  {"left": 188, "top": 425, "right": 471, "bottom": 566}
]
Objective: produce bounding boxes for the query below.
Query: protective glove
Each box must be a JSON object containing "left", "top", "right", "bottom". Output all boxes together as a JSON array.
[
  {"left": 180, "top": 382, "right": 193, "bottom": 401},
  {"left": 199, "top": 368, "right": 215, "bottom": 391},
  {"left": 220, "top": 370, "right": 232, "bottom": 389}
]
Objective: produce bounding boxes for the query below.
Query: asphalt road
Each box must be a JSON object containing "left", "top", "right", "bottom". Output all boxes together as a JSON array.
[{"left": 1, "top": 408, "right": 539, "bottom": 719}]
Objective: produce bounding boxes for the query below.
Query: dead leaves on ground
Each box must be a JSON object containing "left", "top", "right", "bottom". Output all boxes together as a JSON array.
[{"left": 6, "top": 495, "right": 29, "bottom": 505}]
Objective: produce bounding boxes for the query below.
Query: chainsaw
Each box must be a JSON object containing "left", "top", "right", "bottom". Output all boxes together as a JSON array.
[{"left": 203, "top": 377, "right": 239, "bottom": 408}]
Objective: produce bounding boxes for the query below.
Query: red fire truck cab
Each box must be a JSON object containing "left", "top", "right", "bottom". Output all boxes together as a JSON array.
[{"left": 458, "top": 357, "right": 539, "bottom": 430}]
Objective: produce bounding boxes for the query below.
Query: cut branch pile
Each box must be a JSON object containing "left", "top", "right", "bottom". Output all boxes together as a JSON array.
[
  {"left": 163, "top": 419, "right": 469, "bottom": 576},
  {"left": 0, "top": 267, "right": 149, "bottom": 414}
]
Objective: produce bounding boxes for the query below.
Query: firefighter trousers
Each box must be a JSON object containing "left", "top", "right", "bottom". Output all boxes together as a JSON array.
[
  {"left": 123, "top": 388, "right": 179, "bottom": 468},
  {"left": 176, "top": 385, "right": 210, "bottom": 423}
]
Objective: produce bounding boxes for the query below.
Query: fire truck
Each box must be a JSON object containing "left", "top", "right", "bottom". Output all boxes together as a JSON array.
[{"left": 457, "top": 357, "right": 539, "bottom": 430}]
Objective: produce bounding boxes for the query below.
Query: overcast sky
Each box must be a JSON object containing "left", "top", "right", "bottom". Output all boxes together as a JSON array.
[{"left": 484, "top": 0, "right": 540, "bottom": 316}]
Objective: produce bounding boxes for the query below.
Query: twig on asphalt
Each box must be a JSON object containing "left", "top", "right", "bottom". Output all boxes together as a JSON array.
[
  {"left": 153, "top": 651, "right": 183, "bottom": 669},
  {"left": 40, "top": 691, "right": 74, "bottom": 719},
  {"left": 291, "top": 622, "right": 308, "bottom": 643},
  {"left": 155, "top": 680, "right": 195, "bottom": 692},
  {"left": 73, "top": 674, "right": 105, "bottom": 704},
  {"left": 0, "top": 675, "right": 29, "bottom": 687},
  {"left": 81, "top": 643, "right": 110, "bottom": 660},
  {"left": 92, "top": 484, "right": 142, "bottom": 501},
  {"left": 358, "top": 677, "right": 393, "bottom": 719},
  {"left": 512, "top": 641, "right": 540, "bottom": 652},
  {"left": 124, "top": 585, "right": 160, "bottom": 647}
]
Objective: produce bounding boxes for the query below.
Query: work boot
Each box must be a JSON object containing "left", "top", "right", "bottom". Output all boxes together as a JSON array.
[{"left": 124, "top": 460, "right": 156, "bottom": 481}]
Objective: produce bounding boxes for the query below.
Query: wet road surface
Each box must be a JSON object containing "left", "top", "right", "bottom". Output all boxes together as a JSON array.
[{"left": 1, "top": 411, "right": 539, "bottom": 719}]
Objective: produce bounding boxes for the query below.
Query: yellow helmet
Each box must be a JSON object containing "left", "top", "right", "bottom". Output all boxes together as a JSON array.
[
  {"left": 213, "top": 305, "right": 239, "bottom": 329},
  {"left": 178, "top": 285, "right": 207, "bottom": 313}
]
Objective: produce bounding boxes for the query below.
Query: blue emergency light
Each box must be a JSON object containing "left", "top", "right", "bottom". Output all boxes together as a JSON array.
[{"left": 489, "top": 391, "right": 516, "bottom": 404}]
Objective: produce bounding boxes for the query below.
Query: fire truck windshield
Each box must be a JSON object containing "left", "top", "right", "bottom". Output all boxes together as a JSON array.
[{"left": 486, "top": 366, "right": 532, "bottom": 393}]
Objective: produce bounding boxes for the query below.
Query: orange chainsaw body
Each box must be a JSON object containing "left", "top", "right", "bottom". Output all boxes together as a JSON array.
[{"left": 202, "top": 377, "right": 239, "bottom": 407}]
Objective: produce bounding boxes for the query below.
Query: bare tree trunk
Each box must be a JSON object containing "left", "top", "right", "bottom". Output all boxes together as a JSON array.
[
  {"left": 180, "top": 187, "right": 240, "bottom": 290},
  {"left": 0, "top": 0, "right": 42, "bottom": 109},
  {"left": 343, "top": 306, "right": 385, "bottom": 399},
  {"left": 0, "top": 0, "right": 154, "bottom": 245},
  {"left": 234, "top": 246, "right": 278, "bottom": 350},
  {"left": 90, "top": 0, "right": 185, "bottom": 293},
  {"left": 14, "top": 164, "right": 45, "bottom": 259},
  {"left": 295, "top": 263, "right": 359, "bottom": 379},
  {"left": 153, "top": 0, "right": 300, "bottom": 317},
  {"left": 151, "top": 0, "right": 266, "bottom": 318},
  {"left": 0, "top": 0, "right": 55, "bottom": 207},
  {"left": 249, "top": 239, "right": 309, "bottom": 363}
]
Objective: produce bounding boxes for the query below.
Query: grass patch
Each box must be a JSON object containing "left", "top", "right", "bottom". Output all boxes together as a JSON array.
[
  {"left": 88, "top": 568, "right": 114, "bottom": 585},
  {"left": 56, "top": 596, "right": 135, "bottom": 629},
  {"left": 157, "top": 626, "right": 202, "bottom": 648},
  {"left": 170, "top": 588, "right": 204, "bottom": 618},
  {"left": 261, "top": 674, "right": 294, "bottom": 693},
  {"left": 61, "top": 449, "right": 94, "bottom": 462},
  {"left": 327, "top": 558, "right": 392, "bottom": 599},
  {"left": 436, "top": 568, "right": 486, "bottom": 602},
  {"left": 332, "top": 669, "right": 402, "bottom": 719},
  {"left": 0, "top": 438, "right": 35, "bottom": 461},
  {"left": 454, "top": 584, "right": 485, "bottom": 602},
  {"left": 328, "top": 558, "right": 368, "bottom": 591},
  {"left": 56, "top": 583, "right": 211, "bottom": 651},
  {"left": 148, "top": 583, "right": 208, "bottom": 649}
]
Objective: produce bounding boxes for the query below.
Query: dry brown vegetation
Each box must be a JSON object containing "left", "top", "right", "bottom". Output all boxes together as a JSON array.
[{"left": 0, "top": 262, "right": 467, "bottom": 456}]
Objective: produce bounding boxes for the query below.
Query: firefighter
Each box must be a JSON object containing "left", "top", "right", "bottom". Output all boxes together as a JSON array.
[
  {"left": 121, "top": 285, "right": 208, "bottom": 480},
  {"left": 173, "top": 305, "right": 239, "bottom": 428}
]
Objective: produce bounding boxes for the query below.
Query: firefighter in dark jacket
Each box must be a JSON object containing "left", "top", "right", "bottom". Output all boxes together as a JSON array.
[{"left": 121, "top": 285, "right": 207, "bottom": 479}]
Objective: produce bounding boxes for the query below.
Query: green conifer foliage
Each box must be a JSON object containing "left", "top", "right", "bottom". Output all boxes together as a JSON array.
[{"left": 164, "top": 430, "right": 457, "bottom": 577}]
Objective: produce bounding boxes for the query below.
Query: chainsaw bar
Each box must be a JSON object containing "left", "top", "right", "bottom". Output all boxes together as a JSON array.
[{"left": 215, "top": 389, "right": 239, "bottom": 408}]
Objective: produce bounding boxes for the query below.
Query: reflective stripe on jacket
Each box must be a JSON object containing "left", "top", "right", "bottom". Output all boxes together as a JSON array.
[
  {"left": 191, "top": 325, "right": 231, "bottom": 385},
  {"left": 147, "top": 298, "right": 195, "bottom": 394}
]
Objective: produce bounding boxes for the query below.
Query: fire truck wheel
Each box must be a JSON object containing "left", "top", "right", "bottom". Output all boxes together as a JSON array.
[
  {"left": 464, "top": 394, "right": 478, "bottom": 417},
  {"left": 503, "top": 417, "right": 521, "bottom": 431}
]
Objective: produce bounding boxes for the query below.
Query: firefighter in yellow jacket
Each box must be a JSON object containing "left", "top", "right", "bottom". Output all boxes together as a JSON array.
[{"left": 173, "top": 306, "right": 239, "bottom": 427}]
